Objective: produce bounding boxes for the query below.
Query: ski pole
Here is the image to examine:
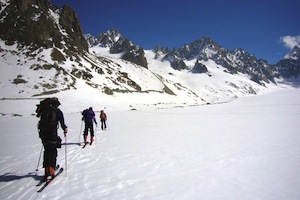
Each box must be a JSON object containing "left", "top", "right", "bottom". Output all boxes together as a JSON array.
[
  {"left": 78, "top": 120, "right": 83, "bottom": 143},
  {"left": 65, "top": 134, "right": 68, "bottom": 177},
  {"left": 35, "top": 145, "right": 43, "bottom": 174},
  {"left": 106, "top": 120, "right": 110, "bottom": 131}
]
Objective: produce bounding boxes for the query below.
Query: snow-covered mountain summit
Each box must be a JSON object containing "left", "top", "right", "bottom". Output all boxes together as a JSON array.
[
  {"left": 276, "top": 46, "right": 300, "bottom": 78},
  {"left": 284, "top": 46, "right": 300, "bottom": 61},
  {"left": 85, "top": 29, "right": 122, "bottom": 48},
  {"left": 0, "top": 0, "right": 299, "bottom": 109},
  {"left": 153, "top": 38, "right": 276, "bottom": 85},
  {"left": 85, "top": 29, "right": 148, "bottom": 68}
]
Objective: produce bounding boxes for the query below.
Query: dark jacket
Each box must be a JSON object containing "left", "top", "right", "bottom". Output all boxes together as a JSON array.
[{"left": 82, "top": 108, "right": 97, "bottom": 125}]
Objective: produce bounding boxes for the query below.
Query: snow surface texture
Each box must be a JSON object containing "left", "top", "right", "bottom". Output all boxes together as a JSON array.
[{"left": 0, "top": 87, "right": 300, "bottom": 200}]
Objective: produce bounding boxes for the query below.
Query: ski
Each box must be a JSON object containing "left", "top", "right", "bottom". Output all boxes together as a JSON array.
[
  {"left": 82, "top": 142, "right": 89, "bottom": 148},
  {"left": 36, "top": 165, "right": 60, "bottom": 186},
  {"left": 37, "top": 167, "right": 64, "bottom": 193}
]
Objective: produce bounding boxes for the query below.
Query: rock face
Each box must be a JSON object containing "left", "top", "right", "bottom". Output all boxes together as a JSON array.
[
  {"left": 192, "top": 60, "right": 208, "bottom": 74},
  {"left": 85, "top": 29, "right": 148, "bottom": 68},
  {"left": 154, "top": 37, "right": 277, "bottom": 85},
  {"left": 276, "top": 46, "right": 300, "bottom": 78},
  {"left": 0, "top": 0, "right": 88, "bottom": 54}
]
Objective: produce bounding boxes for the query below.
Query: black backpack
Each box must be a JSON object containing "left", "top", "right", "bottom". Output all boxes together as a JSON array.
[{"left": 36, "top": 98, "right": 60, "bottom": 132}]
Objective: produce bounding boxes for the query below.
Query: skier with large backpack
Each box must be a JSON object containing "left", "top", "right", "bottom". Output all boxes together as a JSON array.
[
  {"left": 36, "top": 97, "right": 68, "bottom": 180},
  {"left": 82, "top": 107, "right": 97, "bottom": 145}
]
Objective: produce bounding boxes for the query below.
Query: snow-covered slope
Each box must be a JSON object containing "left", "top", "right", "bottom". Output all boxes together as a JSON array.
[
  {"left": 0, "top": 0, "right": 295, "bottom": 109},
  {"left": 1, "top": 36, "right": 274, "bottom": 110},
  {"left": 144, "top": 49, "right": 267, "bottom": 103},
  {"left": 0, "top": 87, "right": 299, "bottom": 200},
  {"left": 1, "top": 2, "right": 300, "bottom": 199}
]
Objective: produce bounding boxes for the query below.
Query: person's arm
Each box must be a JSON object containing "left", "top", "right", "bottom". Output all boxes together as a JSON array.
[
  {"left": 93, "top": 117, "right": 97, "bottom": 125},
  {"left": 57, "top": 109, "right": 68, "bottom": 135}
]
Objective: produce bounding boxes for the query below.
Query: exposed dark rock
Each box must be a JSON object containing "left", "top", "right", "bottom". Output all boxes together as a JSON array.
[
  {"left": 276, "top": 46, "right": 300, "bottom": 78},
  {"left": 192, "top": 60, "right": 208, "bottom": 73},
  {"left": 0, "top": 0, "right": 88, "bottom": 55},
  {"left": 86, "top": 29, "right": 148, "bottom": 68}
]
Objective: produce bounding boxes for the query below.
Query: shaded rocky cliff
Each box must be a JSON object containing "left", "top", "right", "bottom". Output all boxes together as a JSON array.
[{"left": 0, "top": 0, "right": 88, "bottom": 55}]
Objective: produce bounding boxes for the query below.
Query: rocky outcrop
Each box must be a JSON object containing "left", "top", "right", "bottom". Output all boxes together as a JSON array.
[
  {"left": 0, "top": 0, "right": 88, "bottom": 54},
  {"left": 276, "top": 46, "right": 300, "bottom": 78},
  {"left": 85, "top": 29, "right": 148, "bottom": 68},
  {"left": 192, "top": 60, "right": 208, "bottom": 73}
]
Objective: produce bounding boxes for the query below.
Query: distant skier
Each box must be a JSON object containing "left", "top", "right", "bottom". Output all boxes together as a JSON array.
[
  {"left": 36, "top": 97, "right": 68, "bottom": 180},
  {"left": 99, "top": 110, "right": 107, "bottom": 130},
  {"left": 82, "top": 107, "right": 97, "bottom": 144}
]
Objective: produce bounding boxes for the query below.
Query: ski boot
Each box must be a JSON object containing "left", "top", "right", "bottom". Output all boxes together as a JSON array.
[
  {"left": 44, "top": 166, "right": 55, "bottom": 180},
  {"left": 90, "top": 137, "right": 94, "bottom": 145},
  {"left": 83, "top": 135, "right": 88, "bottom": 145}
]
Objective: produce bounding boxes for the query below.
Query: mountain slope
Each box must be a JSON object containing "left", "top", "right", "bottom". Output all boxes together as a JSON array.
[
  {"left": 85, "top": 29, "right": 148, "bottom": 68},
  {"left": 154, "top": 37, "right": 276, "bottom": 86},
  {"left": 0, "top": 0, "right": 298, "bottom": 109}
]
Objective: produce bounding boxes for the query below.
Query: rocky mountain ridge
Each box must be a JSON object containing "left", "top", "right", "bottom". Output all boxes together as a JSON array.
[
  {"left": 85, "top": 29, "right": 147, "bottom": 68},
  {"left": 0, "top": 0, "right": 299, "bottom": 108},
  {"left": 154, "top": 37, "right": 274, "bottom": 85},
  {"left": 87, "top": 30, "right": 299, "bottom": 84}
]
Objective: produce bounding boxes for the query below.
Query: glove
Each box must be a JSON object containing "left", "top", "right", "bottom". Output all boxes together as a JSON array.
[{"left": 64, "top": 128, "right": 68, "bottom": 136}]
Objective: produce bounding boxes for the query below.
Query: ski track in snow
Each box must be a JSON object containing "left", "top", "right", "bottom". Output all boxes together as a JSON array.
[{"left": 0, "top": 88, "right": 300, "bottom": 200}]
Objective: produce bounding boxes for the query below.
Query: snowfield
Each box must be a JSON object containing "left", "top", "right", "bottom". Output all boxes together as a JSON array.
[{"left": 0, "top": 87, "right": 300, "bottom": 200}]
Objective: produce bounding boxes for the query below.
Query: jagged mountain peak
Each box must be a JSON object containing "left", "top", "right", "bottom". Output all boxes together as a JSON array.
[
  {"left": 190, "top": 36, "right": 219, "bottom": 48},
  {"left": 175, "top": 37, "right": 223, "bottom": 60},
  {"left": 284, "top": 46, "right": 300, "bottom": 61},
  {"left": 1, "top": 0, "right": 300, "bottom": 107},
  {"left": 85, "top": 28, "right": 131, "bottom": 49},
  {"left": 93, "top": 28, "right": 123, "bottom": 48},
  {"left": 231, "top": 48, "right": 258, "bottom": 61},
  {"left": 86, "top": 29, "right": 148, "bottom": 68},
  {"left": 276, "top": 45, "right": 300, "bottom": 78},
  {"left": 153, "top": 37, "right": 276, "bottom": 85},
  {"left": 104, "top": 28, "right": 121, "bottom": 39}
]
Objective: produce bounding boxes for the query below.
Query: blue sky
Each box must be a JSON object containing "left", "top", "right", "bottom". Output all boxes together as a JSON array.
[{"left": 52, "top": 0, "right": 300, "bottom": 64}]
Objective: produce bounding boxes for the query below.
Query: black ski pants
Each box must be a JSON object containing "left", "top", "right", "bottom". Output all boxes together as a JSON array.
[
  {"left": 83, "top": 122, "right": 94, "bottom": 137},
  {"left": 43, "top": 143, "right": 57, "bottom": 168},
  {"left": 101, "top": 119, "right": 107, "bottom": 130}
]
